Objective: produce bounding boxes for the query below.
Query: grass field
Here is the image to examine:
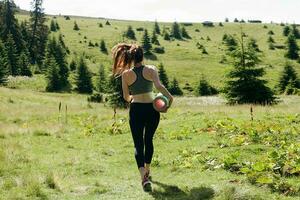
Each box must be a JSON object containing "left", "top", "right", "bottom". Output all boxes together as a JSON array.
[
  {"left": 0, "top": 86, "right": 300, "bottom": 200},
  {"left": 16, "top": 14, "right": 300, "bottom": 92},
  {"left": 0, "top": 13, "right": 299, "bottom": 200}
]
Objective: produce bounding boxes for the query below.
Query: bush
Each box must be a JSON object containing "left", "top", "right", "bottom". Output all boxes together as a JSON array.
[
  {"left": 197, "top": 76, "right": 218, "bottom": 96},
  {"left": 136, "top": 27, "right": 144, "bottom": 31},
  {"left": 169, "top": 78, "right": 183, "bottom": 96},
  {"left": 87, "top": 93, "right": 103, "bottom": 103},
  {"left": 153, "top": 46, "right": 165, "bottom": 54}
]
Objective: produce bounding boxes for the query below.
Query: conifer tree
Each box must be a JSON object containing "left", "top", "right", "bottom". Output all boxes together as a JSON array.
[
  {"left": 20, "top": 21, "right": 30, "bottom": 45},
  {"left": 181, "top": 27, "right": 191, "bottom": 39},
  {"left": 107, "top": 74, "right": 127, "bottom": 108},
  {"left": 69, "top": 59, "right": 77, "bottom": 71},
  {"left": 43, "top": 37, "right": 69, "bottom": 88},
  {"left": 100, "top": 39, "right": 108, "bottom": 54},
  {"left": 283, "top": 26, "right": 290, "bottom": 36},
  {"left": 197, "top": 75, "right": 218, "bottom": 96},
  {"left": 248, "top": 38, "right": 260, "bottom": 52},
  {"left": 0, "top": 0, "right": 25, "bottom": 54},
  {"left": 18, "top": 51, "right": 32, "bottom": 76},
  {"left": 0, "top": 40, "right": 8, "bottom": 84},
  {"left": 55, "top": 21, "right": 60, "bottom": 30},
  {"left": 154, "top": 20, "right": 160, "bottom": 34},
  {"left": 74, "top": 56, "right": 93, "bottom": 94},
  {"left": 291, "top": 24, "right": 300, "bottom": 39},
  {"left": 158, "top": 63, "right": 169, "bottom": 89},
  {"left": 169, "top": 78, "right": 183, "bottom": 96},
  {"left": 97, "top": 64, "right": 107, "bottom": 93},
  {"left": 50, "top": 19, "right": 57, "bottom": 32},
  {"left": 141, "top": 29, "right": 152, "bottom": 54},
  {"left": 58, "top": 33, "right": 69, "bottom": 54},
  {"left": 6, "top": 33, "right": 19, "bottom": 76},
  {"left": 73, "top": 21, "right": 80, "bottom": 31},
  {"left": 223, "top": 33, "right": 275, "bottom": 104},
  {"left": 285, "top": 33, "right": 299, "bottom": 60},
  {"left": 277, "top": 63, "right": 300, "bottom": 94},
  {"left": 124, "top": 25, "right": 136, "bottom": 40},
  {"left": 45, "top": 55, "right": 60, "bottom": 92},
  {"left": 163, "top": 31, "right": 170, "bottom": 41},
  {"left": 151, "top": 30, "right": 160, "bottom": 45},
  {"left": 29, "top": 0, "right": 49, "bottom": 66},
  {"left": 268, "top": 36, "right": 275, "bottom": 43},
  {"left": 171, "top": 22, "right": 182, "bottom": 39},
  {"left": 223, "top": 34, "right": 238, "bottom": 52}
]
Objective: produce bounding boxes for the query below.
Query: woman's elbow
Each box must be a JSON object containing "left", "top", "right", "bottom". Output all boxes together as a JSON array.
[{"left": 155, "top": 84, "right": 164, "bottom": 90}]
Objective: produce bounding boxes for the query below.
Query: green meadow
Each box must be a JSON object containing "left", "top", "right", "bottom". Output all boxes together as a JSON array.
[
  {"left": 17, "top": 14, "right": 300, "bottom": 91},
  {"left": 0, "top": 14, "right": 299, "bottom": 199}
]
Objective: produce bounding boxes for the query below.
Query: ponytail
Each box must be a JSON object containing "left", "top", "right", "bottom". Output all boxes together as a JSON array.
[{"left": 112, "top": 43, "right": 144, "bottom": 76}]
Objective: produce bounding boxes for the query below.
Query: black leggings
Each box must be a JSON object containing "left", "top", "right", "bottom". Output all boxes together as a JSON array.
[{"left": 129, "top": 103, "right": 160, "bottom": 169}]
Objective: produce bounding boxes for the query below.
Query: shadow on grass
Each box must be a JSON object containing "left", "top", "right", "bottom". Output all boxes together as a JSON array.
[{"left": 150, "top": 181, "right": 214, "bottom": 200}]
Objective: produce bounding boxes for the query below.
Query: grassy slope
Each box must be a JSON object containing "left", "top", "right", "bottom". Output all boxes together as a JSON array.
[
  {"left": 17, "top": 14, "right": 300, "bottom": 92},
  {"left": 0, "top": 87, "right": 300, "bottom": 199}
]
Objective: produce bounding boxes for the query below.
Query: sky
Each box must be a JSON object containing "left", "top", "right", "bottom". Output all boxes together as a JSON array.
[{"left": 14, "top": 0, "right": 300, "bottom": 23}]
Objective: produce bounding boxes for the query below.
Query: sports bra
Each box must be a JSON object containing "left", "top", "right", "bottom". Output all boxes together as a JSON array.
[{"left": 128, "top": 66, "right": 153, "bottom": 95}]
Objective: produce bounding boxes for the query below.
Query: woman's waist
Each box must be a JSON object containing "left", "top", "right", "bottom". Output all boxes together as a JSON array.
[{"left": 131, "top": 92, "right": 154, "bottom": 103}]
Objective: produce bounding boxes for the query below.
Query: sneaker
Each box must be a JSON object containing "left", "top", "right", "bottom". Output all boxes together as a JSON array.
[{"left": 142, "top": 175, "right": 152, "bottom": 192}]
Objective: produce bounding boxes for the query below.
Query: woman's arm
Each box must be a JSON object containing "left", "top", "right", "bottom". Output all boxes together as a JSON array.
[
  {"left": 151, "top": 67, "right": 174, "bottom": 107},
  {"left": 121, "top": 72, "right": 133, "bottom": 103}
]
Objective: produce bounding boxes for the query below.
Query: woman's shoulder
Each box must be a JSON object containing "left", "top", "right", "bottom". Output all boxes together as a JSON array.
[{"left": 144, "top": 65, "right": 157, "bottom": 71}]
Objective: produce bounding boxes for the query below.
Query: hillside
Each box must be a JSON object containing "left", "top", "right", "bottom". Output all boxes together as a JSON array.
[{"left": 16, "top": 14, "right": 300, "bottom": 93}]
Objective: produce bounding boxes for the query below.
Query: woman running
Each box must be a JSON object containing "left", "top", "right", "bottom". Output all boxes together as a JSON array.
[{"left": 112, "top": 43, "right": 173, "bottom": 192}]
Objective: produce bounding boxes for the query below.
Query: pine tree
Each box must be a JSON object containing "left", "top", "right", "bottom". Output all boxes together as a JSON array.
[
  {"left": 55, "top": 21, "right": 60, "bottom": 30},
  {"left": 248, "top": 38, "right": 260, "bottom": 52},
  {"left": 223, "top": 34, "right": 238, "bottom": 52},
  {"left": 69, "top": 59, "right": 77, "bottom": 71},
  {"left": 97, "top": 64, "right": 107, "bottom": 93},
  {"left": 43, "top": 37, "right": 69, "bottom": 88},
  {"left": 268, "top": 36, "right": 275, "bottom": 43},
  {"left": 197, "top": 75, "right": 218, "bottom": 96},
  {"left": 29, "top": 0, "right": 49, "bottom": 66},
  {"left": 283, "top": 26, "right": 290, "bottom": 36},
  {"left": 141, "top": 29, "right": 152, "bottom": 54},
  {"left": 158, "top": 63, "right": 169, "bottom": 89},
  {"left": 291, "top": 24, "right": 300, "bottom": 39},
  {"left": 18, "top": 51, "right": 32, "bottom": 76},
  {"left": 285, "top": 33, "right": 299, "bottom": 60},
  {"left": 163, "top": 31, "right": 170, "bottom": 41},
  {"left": 181, "top": 27, "right": 191, "bottom": 39},
  {"left": 171, "top": 22, "right": 182, "bottom": 39},
  {"left": 151, "top": 30, "right": 160, "bottom": 45},
  {"left": 20, "top": 21, "right": 30, "bottom": 45},
  {"left": 50, "top": 19, "right": 57, "bottom": 32},
  {"left": 73, "top": 21, "right": 80, "bottom": 31},
  {"left": 75, "top": 57, "right": 93, "bottom": 94},
  {"left": 107, "top": 74, "right": 127, "bottom": 108},
  {"left": 0, "top": 40, "right": 8, "bottom": 84},
  {"left": 277, "top": 63, "right": 300, "bottom": 94},
  {"left": 6, "top": 33, "right": 19, "bottom": 76},
  {"left": 154, "top": 20, "right": 160, "bottom": 34},
  {"left": 100, "top": 39, "right": 108, "bottom": 54},
  {"left": 45, "top": 55, "right": 60, "bottom": 92},
  {"left": 0, "top": 0, "right": 25, "bottom": 54},
  {"left": 124, "top": 25, "right": 136, "bottom": 40},
  {"left": 223, "top": 33, "right": 276, "bottom": 104},
  {"left": 58, "top": 33, "right": 69, "bottom": 54},
  {"left": 169, "top": 78, "right": 183, "bottom": 96}
]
